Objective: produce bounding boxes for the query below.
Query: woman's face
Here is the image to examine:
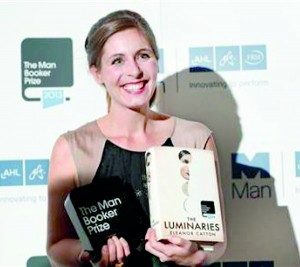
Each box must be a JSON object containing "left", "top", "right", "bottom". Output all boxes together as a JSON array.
[{"left": 94, "top": 28, "right": 158, "bottom": 111}]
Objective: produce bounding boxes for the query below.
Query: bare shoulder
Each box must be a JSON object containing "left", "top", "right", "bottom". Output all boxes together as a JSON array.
[
  {"left": 175, "top": 117, "right": 211, "bottom": 133},
  {"left": 48, "top": 135, "right": 78, "bottom": 191},
  {"left": 47, "top": 136, "right": 79, "bottom": 253}
]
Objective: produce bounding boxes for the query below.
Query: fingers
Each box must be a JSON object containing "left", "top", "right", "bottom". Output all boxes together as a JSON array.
[
  {"left": 101, "top": 236, "right": 130, "bottom": 265},
  {"left": 166, "top": 235, "right": 198, "bottom": 253},
  {"left": 166, "top": 235, "right": 185, "bottom": 246},
  {"left": 111, "top": 236, "right": 130, "bottom": 262},
  {"left": 119, "top": 237, "right": 130, "bottom": 257},
  {"left": 99, "top": 245, "right": 109, "bottom": 267},
  {"left": 145, "top": 228, "right": 151, "bottom": 241},
  {"left": 146, "top": 228, "right": 174, "bottom": 253},
  {"left": 107, "top": 238, "right": 117, "bottom": 264},
  {"left": 145, "top": 229, "right": 173, "bottom": 262},
  {"left": 145, "top": 228, "right": 204, "bottom": 265},
  {"left": 145, "top": 240, "right": 170, "bottom": 263}
]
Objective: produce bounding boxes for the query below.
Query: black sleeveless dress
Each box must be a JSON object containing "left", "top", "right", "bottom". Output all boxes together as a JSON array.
[{"left": 93, "top": 139, "right": 178, "bottom": 267}]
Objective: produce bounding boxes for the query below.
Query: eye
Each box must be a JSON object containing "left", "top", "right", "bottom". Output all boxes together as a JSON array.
[
  {"left": 111, "top": 57, "right": 123, "bottom": 65},
  {"left": 137, "top": 52, "right": 151, "bottom": 61}
]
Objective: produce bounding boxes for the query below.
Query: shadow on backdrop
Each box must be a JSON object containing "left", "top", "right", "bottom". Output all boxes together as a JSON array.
[{"left": 156, "top": 68, "right": 300, "bottom": 266}]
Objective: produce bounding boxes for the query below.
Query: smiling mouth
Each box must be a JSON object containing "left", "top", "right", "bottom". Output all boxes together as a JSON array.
[{"left": 123, "top": 81, "right": 146, "bottom": 94}]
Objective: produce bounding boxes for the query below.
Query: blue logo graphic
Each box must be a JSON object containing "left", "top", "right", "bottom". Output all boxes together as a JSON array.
[
  {"left": 232, "top": 153, "right": 270, "bottom": 179},
  {"left": 249, "top": 261, "right": 274, "bottom": 267},
  {"left": 223, "top": 262, "right": 247, "bottom": 267},
  {"left": 189, "top": 44, "right": 267, "bottom": 72},
  {"left": 158, "top": 48, "right": 164, "bottom": 73},
  {"left": 296, "top": 152, "right": 300, "bottom": 177},
  {"left": 25, "top": 159, "right": 49, "bottom": 186},
  {"left": 189, "top": 47, "right": 214, "bottom": 72},
  {"left": 21, "top": 38, "right": 73, "bottom": 109},
  {"left": 42, "top": 90, "right": 65, "bottom": 108},
  {"left": 242, "top": 45, "right": 267, "bottom": 70},
  {"left": 211, "top": 261, "right": 274, "bottom": 267},
  {"left": 216, "top": 46, "right": 240, "bottom": 71},
  {"left": 0, "top": 160, "right": 23, "bottom": 186},
  {"left": 209, "top": 263, "right": 221, "bottom": 267}
]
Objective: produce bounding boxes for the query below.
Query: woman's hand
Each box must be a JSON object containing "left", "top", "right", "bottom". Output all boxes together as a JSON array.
[
  {"left": 84, "top": 236, "right": 130, "bottom": 267},
  {"left": 145, "top": 228, "right": 207, "bottom": 266}
]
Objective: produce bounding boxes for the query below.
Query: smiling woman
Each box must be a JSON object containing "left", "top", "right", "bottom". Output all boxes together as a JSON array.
[
  {"left": 85, "top": 10, "right": 159, "bottom": 111},
  {"left": 89, "top": 28, "right": 158, "bottom": 112},
  {"left": 46, "top": 9, "right": 227, "bottom": 267}
]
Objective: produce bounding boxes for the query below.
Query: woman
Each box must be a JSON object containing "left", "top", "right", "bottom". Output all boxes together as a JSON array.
[{"left": 46, "top": 9, "right": 227, "bottom": 267}]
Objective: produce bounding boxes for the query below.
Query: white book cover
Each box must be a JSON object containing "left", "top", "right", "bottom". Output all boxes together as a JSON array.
[{"left": 145, "top": 146, "right": 224, "bottom": 246}]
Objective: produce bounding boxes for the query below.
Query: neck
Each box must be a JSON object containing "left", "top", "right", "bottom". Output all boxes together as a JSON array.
[
  {"left": 98, "top": 104, "right": 173, "bottom": 151},
  {"left": 105, "top": 105, "right": 153, "bottom": 137}
]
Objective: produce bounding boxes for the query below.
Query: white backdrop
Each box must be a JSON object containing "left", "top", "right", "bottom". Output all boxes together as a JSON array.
[{"left": 0, "top": 1, "right": 300, "bottom": 266}]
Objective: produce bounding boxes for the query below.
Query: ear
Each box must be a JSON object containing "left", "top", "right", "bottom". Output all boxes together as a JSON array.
[{"left": 90, "top": 65, "right": 104, "bottom": 85}]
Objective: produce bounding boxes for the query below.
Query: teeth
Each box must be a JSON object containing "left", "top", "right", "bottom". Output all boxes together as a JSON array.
[{"left": 123, "top": 82, "right": 144, "bottom": 92}]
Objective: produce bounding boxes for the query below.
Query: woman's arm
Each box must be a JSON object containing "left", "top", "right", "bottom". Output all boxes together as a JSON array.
[
  {"left": 46, "top": 136, "right": 131, "bottom": 267},
  {"left": 46, "top": 136, "right": 84, "bottom": 267}
]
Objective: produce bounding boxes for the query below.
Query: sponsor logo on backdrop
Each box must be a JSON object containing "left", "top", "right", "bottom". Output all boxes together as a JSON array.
[
  {"left": 248, "top": 261, "right": 274, "bottom": 267},
  {"left": 0, "top": 160, "right": 23, "bottom": 186},
  {"left": 232, "top": 153, "right": 270, "bottom": 179},
  {"left": 242, "top": 45, "right": 267, "bottom": 70},
  {"left": 296, "top": 152, "right": 300, "bottom": 177},
  {"left": 189, "top": 44, "right": 267, "bottom": 72},
  {"left": 189, "top": 47, "right": 214, "bottom": 72},
  {"left": 216, "top": 46, "right": 240, "bottom": 71},
  {"left": 211, "top": 261, "right": 274, "bottom": 267},
  {"left": 26, "top": 257, "right": 274, "bottom": 267},
  {"left": 21, "top": 38, "right": 73, "bottom": 108},
  {"left": 0, "top": 159, "right": 49, "bottom": 186},
  {"left": 25, "top": 160, "right": 49, "bottom": 186},
  {"left": 158, "top": 48, "right": 164, "bottom": 73},
  {"left": 231, "top": 153, "right": 272, "bottom": 199}
]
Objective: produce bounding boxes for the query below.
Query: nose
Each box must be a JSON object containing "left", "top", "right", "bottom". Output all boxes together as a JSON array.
[{"left": 125, "top": 58, "right": 142, "bottom": 78}]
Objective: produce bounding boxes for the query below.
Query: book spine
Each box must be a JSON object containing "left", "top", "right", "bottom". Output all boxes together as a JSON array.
[
  {"left": 64, "top": 194, "right": 93, "bottom": 251},
  {"left": 146, "top": 150, "right": 163, "bottom": 239}
]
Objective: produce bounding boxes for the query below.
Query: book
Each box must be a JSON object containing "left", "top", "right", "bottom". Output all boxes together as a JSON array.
[
  {"left": 145, "top": 146, "right": 224, "bottom": 250},
  {"left": 64, "top": 176, "right": 144, "bottom": 253}
]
